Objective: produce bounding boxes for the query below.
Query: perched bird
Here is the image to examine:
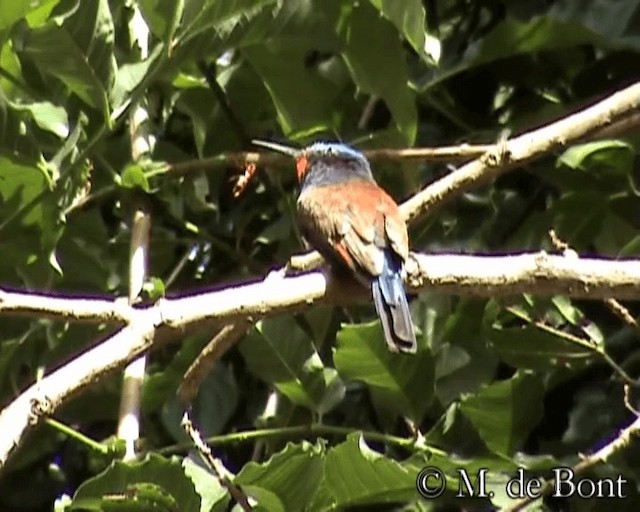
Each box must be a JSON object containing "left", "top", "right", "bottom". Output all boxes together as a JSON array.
[{"left": 253, "top": 139, "right": 417, "bottom": 354}]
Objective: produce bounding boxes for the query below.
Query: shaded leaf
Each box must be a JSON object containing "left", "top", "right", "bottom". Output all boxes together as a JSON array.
[
  {"left": 71, "top": 454, "right": 201, "bottom": 512},
  {"left": 557, "top": 140, "right": 634, "bottom": 175},
  {"left": 484, "top": 300, "right": 594, "bottom": 369},
  {"left": 239, "top": 317, "right": 345, "bottom": 415},
  {"left": 334, "top": 322, "right": 434, "bottom": 421},
  {"left": 310, "top": 433, "right": 417, "bottom": 509},
  {"left": 341, "top": 1, "right": 417, "bottom": 143},
  {"left": 235, "top": 440, "right": 325, "bottom": 510},
  {"left": 368, "top": 0, "right": 437, "bottom": 62},
  {"left": 460, "top": 372, "right": 544, "bottom": 456},
  {"left": 17, "top": 23, "right": 110, "bottom": 117}
]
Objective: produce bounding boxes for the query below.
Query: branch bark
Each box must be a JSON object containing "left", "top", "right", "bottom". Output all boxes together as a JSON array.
[{"left": 2, "top": 252, "right": 640, "bottom": 466}]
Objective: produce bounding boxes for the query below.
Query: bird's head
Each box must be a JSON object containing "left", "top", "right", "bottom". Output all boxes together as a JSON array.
[{"left": 252, "top": 139, "right": 373, "bottom": 188}]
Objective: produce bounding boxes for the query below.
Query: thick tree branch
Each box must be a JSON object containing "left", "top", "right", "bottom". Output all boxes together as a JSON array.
[
  {"left": 3, "top": 253, "right": 640, "bottom": 466},
  {"left": 401, "top": 82, "right": 640, "bottom": 223},
  {"left": 0, "top": 289, "right": 133, "bottom": 323},
  {"left": 3, "top": 253, "right": 640, "bottom": 326}
]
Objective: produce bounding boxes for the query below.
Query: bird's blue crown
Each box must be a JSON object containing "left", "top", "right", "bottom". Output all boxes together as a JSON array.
[{"left": 305, "top": 141, "right": 366, "bottom": 162}]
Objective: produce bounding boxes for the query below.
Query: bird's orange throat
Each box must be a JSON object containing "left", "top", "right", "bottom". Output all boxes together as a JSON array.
[{"left": 296, "top": 155, "right": 309, "bottom": 182}]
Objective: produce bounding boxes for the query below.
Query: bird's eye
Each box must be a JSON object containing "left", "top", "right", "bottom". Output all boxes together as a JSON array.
[{"left": 326, "top": 147, "right": 337, "bottom": 156}]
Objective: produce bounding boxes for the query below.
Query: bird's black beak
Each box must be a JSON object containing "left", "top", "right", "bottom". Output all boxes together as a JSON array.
[{"left": 252, "top": 139, "right": 301, "bottom": 158}]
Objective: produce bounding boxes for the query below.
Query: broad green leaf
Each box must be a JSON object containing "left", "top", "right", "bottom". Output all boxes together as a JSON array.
[
  {"left": 12, "top": 101, "right": 69, "bottom": 138},
  {"left": 460, "top": 372, "right": 544, "bottom": 456},
  {"left": 341, "top": 1, "right": 417, "bottom": 143},
  {"left": 368, "top": 0, "right": 438, "bottom": 63},
  {"left": 617, "top": 235, "right": 640, "bottom": 258},
  {"left": 484, "top": 300, "right": 594, "bottom": 369},
  {"left": 110, "top": 45, "right": 164, "bottom": 116},
  {"left": 486, "top": 324, "right": 595, "bottom": 369},
  {"left": 179, "top": 0, "right": 277, "bottom": 44},
  {"left": 334, "top": 322, "right": 434, "bottom": 422},
  {"left": 239, "top": 317, "right": 345, "bottom": 415},
  {"left": 595, "top": 212, "right": 640, "bottom": 256},
  {"left": 0, "top": 0, "right": 60, "bottom": 30},
  {"left": 64, "top": 0, "right": 115, "bottom": 91},
  {"left": 310, "top": 433, "right": 417, "bottom": 509},
  {"left": 436, "top": 299, "right": 498, "bottom": 405},
  {"left": 243, "top": 43, "right": 337, "bottom": 136},
  {"left": 557, "top": 140, "right": 634, "bottom": 175},
  {"left": 235, "top": 440, "right": 325, "bottom": 510},
  {"left": 0, "top": 153, "right": 52, "bottom": 226},
  {"left": 183, "top": 458, "right": 228, "bottom": 512},
  {"left": 434, "top": 343, "right": 470, "bottom": 380},
  {"left": 421, "top": 16, "right": 609, "bottom": 90},
  {"left": 71, "top": 454, "right": 201, "bottom": 512},
  {"left": 17, "top": 23, "right": 110, "bottom": 116},
  {"left": 549, "top": 0, "right": 640, "bottom": 41}
]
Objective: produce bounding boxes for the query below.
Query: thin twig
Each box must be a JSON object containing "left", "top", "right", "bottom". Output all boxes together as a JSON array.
[
  {"left": 197, "top": 60, "right": 249, "bottom": 145},
  {"left": 506, "top": 306, "right": 635, "bottom": 385},
  {"left": 500, "top": 414, "right": 640, "bottom": 512},
  {"left": 181, "top": 412, "right": 253, "bottom": 511},
  {"left": 177, "top": 321, "right": 252, "bottom": 404},
  {"left": 159, "top": 423, "right": 435, "bottom": 455}
]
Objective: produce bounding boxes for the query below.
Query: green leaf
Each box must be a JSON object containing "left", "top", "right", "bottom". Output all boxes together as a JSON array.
[
  {"left": 0, "top": 0, "right": 60, "bottom": 30},
  {"left": 435, "top": 299, "right": 499, "bottom": 405},
  {"left": 460, "top": 372, "right": 544, "bottom": 456},
  {"left": 70, "top": 453, "right": 201, "bottom": 512},
  {"left": 367, "top": 0, "right": 438, "bottom": 63},
  {"left": 484, "top": 300, "right": 594, "bottom": 369},
  {"left": 557, "top": 140, "right": 634, "bottom": 175},
  {"left": 310, "top": 433, "right": 417, "bottom": 509},
  {"left": 420, "top": 16, "right": 609, "bottom": 90},
  {"left": 334, "top": 322, "right": 434, "bottom": 421},
  {"left": 110, "top": 45, "right": 164, "bottom": 117},
  {"left": 341, "top": 1, "right": 417, "bottom": 143},
  {"left": 235, "top": 440, "right": 325, "bottom": 510},
  {"left": 11, "top": 101, "right": 69, "bottom": 138},
  {"left": 243, "top": 43, "right": 337, "bottom": 136},
  {"left": 182, "top": 458, "right": 228, "bottom": 512},
  {"left": 120, "top": 163, "right": 151, "bottom": 192},
  {"left": 17, "top": 23, "right": 110, "bottom": 117},
  {"left": 239, "top": 318, "right": 345, "bottom": 415},
  {"left": 0, "top": 154, "right": 63, "bottom": 272},
  {"left": 179, "top": 0, "right": 277, "bottom": 43},
  {"left": 143, "top": 276, "right": 166, "bottom": 300},
  {"left": 65, "top": 0, "right": 115, "bottom": 91}
]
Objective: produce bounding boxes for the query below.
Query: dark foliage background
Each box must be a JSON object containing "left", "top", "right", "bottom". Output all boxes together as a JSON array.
[{"left": 1, "top": 0, "right": 640, "bottom": 510}]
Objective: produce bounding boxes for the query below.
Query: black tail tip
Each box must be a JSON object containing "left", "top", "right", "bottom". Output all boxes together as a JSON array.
[{"left": 385, "top": 337, "right": 418, "bottom": 355}]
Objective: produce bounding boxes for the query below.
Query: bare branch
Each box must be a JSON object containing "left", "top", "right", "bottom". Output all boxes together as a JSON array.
[
  {"left": 0, "top": 289, "right": 133, "bottom": 323},
  {"left": 401, "top": 82, "right": 640, "bottom": 223}
]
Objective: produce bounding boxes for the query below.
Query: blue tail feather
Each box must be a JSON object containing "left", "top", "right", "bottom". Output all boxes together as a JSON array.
[{"left": 371, "top": 252, "right": 417, "bottom": 353}]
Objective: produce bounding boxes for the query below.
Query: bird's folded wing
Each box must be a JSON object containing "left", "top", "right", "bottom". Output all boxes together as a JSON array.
[{"left": 298, "top": 183, "right": 408, "bottom": 277}]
